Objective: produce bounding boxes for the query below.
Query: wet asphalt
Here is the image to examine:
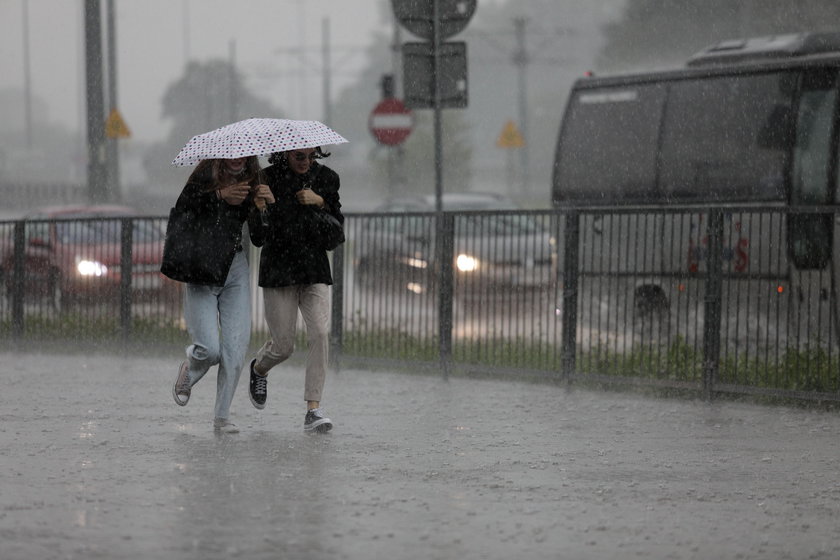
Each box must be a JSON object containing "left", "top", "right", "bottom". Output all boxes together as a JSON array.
[{"left": 1, "top": 350, "right": 840, "bottom": 560}]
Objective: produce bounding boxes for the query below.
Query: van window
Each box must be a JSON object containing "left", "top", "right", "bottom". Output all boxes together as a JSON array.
[
  {"left": 659, "top": 72, "right": 794, "bottom": 201},
  {"left": 554, "top": 84, "right": 666, "bottom": 203},
  {"left": 789, "top": 70, "right": 836, "bottom": 269},
  {"left": 792, "top": 70, "right": 836, "bottom": 204}
]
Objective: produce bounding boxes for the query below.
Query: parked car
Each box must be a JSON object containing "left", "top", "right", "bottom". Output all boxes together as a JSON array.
[
  {"left": 0, "top": 204, "right": 177, "bottom": 311},
  {"left": 354, "top": 193, "right": 556, "bottom": 295}
]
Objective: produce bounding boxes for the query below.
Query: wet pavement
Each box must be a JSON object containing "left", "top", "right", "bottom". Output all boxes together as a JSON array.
[{"left": 2, "top": 350, "right": 840, "bottom": 560}]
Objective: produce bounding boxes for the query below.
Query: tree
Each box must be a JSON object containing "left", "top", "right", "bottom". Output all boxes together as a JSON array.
[
  {"left": 0, "top": 88, "right": 85, "bottom": 184},
  {"left": 598, "top": 0, "right": 840, "bottom": 72},
  {"left": 143, "top": 59, "right": 283, "bottom": 190}
]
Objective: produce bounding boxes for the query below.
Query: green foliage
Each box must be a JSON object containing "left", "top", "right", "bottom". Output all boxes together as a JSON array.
[
  {"left": 342, "top": 328, "right": 439, "bottom": 362},
  {"left": 0, "top": 313, "right": 186, "bottom": 355},
  {"left": 576, "top": 336, "right": 704, "bottom": 382},
  {"left": 718, "top": 342, "right": 840, "bottom": 393},
  {"left": 452, "top": 335, "right": 560, "bottom": 371},
  {"left": 598, "top": 0, "right": 840, "bottom": 72},
  {"left": 144, "top": 59, "right": 284, "bottom": 190},
  {"left": 2, "top": 313, "right": 837, "bottom": 401}
]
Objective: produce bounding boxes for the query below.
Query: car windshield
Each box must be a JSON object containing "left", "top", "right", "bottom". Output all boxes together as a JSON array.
[
  {"left": 55, "top": 217, "right": 163, "bottom": 244},
  {"left": 442, "top": 199, "right": 542, "bottom": 236},
  {"left": 458, "top": 213, "right": 541, "bottom": 236},
  {"left": 86, "top": 220, "right": 163, "bottom": 243},
  {"left": 55, "top": 222, "right": 107, "bottom": 244}
]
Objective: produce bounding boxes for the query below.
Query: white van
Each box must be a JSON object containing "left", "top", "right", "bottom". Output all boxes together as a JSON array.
[{"left": 552, "top": 33, "right": 840, "bottom": 366}]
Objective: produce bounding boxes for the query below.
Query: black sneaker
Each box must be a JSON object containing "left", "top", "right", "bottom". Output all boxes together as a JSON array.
[
  {"left": 304, "top": 408, "right": 333, "bottom": 433},
  {"left": 248, "top": 359, "right": 267, "bottom": 410}
]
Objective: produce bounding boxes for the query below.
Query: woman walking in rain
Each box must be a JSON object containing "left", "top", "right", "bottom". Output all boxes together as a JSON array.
[
  {"left": 163, "top": 156, "right": 274, "bottom": 434},
  {"left": 247, "top": 146, "right": 343, "bottom": 432}
]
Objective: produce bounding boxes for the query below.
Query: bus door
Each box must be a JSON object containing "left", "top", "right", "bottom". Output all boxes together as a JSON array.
[{"left": 789, "top": 69, "right": 837, "bottom": 344}]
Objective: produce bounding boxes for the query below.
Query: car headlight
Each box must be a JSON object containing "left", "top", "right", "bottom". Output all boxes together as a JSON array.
[
  {"left": 456, "top": 254, "right": 479, "bottom": 272},
  {"left": 76, "top": 257, "right": 108, "bottom": 277},
  {"left": 401, "top": 256, "right": 429, "bottom": 269}
]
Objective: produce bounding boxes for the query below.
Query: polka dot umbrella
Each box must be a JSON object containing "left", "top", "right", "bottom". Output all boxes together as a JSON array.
[{"left": 171, "top": 118, "right": 349, "bottom": 166}]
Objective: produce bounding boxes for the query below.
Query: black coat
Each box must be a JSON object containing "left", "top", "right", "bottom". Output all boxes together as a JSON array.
[
  {"left": 166, "top": 170, "right": 257, "bottom": 286},
  {"left": 250, "top": 161, "right": 343, "bottom": 287}
]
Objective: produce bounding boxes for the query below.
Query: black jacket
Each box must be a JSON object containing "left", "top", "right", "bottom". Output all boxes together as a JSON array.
[
  {"left": 166, "top": 170, "right": 258, "bottom": 286},
  {"left": 250, "top": 161, "right": 343, "bottom": 287}
]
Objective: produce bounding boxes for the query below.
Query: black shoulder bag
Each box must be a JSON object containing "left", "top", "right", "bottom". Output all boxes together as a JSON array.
[{"left": 302, "top": 166, "right": 345, "bottom": 251}]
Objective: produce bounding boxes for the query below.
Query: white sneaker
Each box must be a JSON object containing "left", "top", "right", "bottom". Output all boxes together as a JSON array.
[
  {"left": 173, "top": 362, "right": 190, "bottom": 406},
  {"left": 213, "top": 419, "right": 240, "bottom": 434}
]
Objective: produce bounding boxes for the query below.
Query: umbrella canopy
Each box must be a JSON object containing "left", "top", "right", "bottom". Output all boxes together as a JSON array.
[{"left": 171, "top": 118, "right": 348, "bottom": 166}]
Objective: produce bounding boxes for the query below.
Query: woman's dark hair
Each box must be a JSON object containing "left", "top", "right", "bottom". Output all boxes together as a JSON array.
[
  {"left": 267, "top": 146, "right": 331, "bottom": 167},
  {"left": 188, "top": 156, "right": 261, "bottom": 192}
]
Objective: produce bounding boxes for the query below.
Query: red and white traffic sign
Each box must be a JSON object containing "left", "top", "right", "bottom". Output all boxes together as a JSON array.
[{"left": 369, "top": 98, "right": 413, "bottom": 146}]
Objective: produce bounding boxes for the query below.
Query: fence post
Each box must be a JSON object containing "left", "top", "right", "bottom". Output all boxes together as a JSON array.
[
  {"left": 11, "top": 221, "right": 25, "bottom": 341},
  {"left": 702, "top": 209, "right": 724, "bottom": 401},
  {"left": 329, "top": 240, "right": 345, "bottom": 373},
  {"left": 119, "top": 217, "right": 133, "bottom": 345},
  {"left": 437, "top": 212, "right": 455, "bottom": 379},
  {"left": 561, "top": 210, "right": 580, "bottom": 383}
]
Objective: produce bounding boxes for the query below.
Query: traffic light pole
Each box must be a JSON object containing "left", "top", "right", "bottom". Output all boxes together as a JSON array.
[
  {"left": 432, "top": 0, "right": 443, "bottom": 214},
  {"left": 432, "top": 0, "right": 453, "bottom": 378},
  {"left": 106, "top": 0, "right": 120, "bottom": 201},
  {"left": 84, "top": 0, "right": 107, "bottom": 203}
]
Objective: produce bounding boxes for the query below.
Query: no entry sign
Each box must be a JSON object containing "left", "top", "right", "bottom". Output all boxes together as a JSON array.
[{"left": 369, "top": 98, "right": 413, "bottom": 146}]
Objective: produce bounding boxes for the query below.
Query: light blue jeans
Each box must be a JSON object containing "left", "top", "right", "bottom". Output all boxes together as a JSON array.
[{"left": 183, "top": 251, "right": 251, "bottom": 422}]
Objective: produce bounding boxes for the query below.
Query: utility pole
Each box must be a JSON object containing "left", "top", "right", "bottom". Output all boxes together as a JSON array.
[
  {"left": 84, "top": 0, "right": 107, "bottom": 203},
  {"left": 270, "top": 42, "right": 366, "bottom": 124},
  {"left": 513, "top": 17, "right": 529, "bottom": 193},
  {"left": 22, "top": 0, "right": 32, "bottom": 149},
  {"left": 432, "top": 0, "right": 443, "bottom": 212},
  {"left": 105, "top": 0, "right": 120, "bottom": 201},
  {"left": 229, "top": 39, "right": 237, "bottom": 123},
  {"left": 322, "top": 18, "right": 332, "bottom": 126},
  {"left": 390, "top": 11, "right": 405, "bottom": 192}
]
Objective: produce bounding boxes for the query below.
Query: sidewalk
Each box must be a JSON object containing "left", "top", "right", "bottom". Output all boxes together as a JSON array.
[{"left": 2, "top": 350, "right": 839, "bottom": 560}]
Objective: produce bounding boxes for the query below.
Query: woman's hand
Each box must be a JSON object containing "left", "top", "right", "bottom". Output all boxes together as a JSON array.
[
  {"left": 252, "top": 183, "right": 275, "bottom": 211},
  {"left": 218, "top": 182, "right": 251, "bottom": 205},
  {"left": 296, "top": 188, "right": 324, "bottom": 208}
]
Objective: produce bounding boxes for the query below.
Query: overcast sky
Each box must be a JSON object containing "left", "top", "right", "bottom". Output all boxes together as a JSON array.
[{"left": 0, "top": 0, "right": 389, "bottom": 143}]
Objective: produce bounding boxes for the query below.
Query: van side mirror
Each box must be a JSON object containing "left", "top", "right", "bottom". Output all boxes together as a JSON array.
[{"left": 788, "top": 214, "right": 831, "bottom": 269}]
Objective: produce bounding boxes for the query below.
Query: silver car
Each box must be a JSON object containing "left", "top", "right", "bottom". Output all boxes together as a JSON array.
[{"left": 354, "top": 193, "right": 556, "bottom": 296}]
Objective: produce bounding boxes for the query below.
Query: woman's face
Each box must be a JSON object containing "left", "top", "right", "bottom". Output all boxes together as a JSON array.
[
  {"left": 286, "top": 149, "right": 316, "bottom": 175},
  {"left": 223, "top": 157, "right": 247, "bottom": 175}
]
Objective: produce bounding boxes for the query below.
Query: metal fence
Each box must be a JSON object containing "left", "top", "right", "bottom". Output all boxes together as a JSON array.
[{"left": 2, "top": 207, "right": 839, "bottom": 402}]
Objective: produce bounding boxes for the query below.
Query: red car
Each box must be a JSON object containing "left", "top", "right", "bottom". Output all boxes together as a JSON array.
[{"left": 1, "top": 204, "right": 178, "bottom": 312}]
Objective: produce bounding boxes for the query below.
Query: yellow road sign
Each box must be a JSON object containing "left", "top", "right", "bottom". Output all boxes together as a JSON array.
[
  {"left": 496, "top": 119, "right": 524, "bottom": 148},
  {"left": 105, "top": 109, "right": 131, "bottom": 139}
]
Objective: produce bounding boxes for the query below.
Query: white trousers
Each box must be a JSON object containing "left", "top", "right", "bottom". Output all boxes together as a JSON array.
[{"left": 255, "top": 284, "right": 330, "bottom": 403}]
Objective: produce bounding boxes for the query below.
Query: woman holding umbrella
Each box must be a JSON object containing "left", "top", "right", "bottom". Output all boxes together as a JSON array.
[
  {"left": 163, "top": 156, "right": 274, "bottom": 434},
  {"left": 246, "top": 146, "right": 343, "bottom": 433}
]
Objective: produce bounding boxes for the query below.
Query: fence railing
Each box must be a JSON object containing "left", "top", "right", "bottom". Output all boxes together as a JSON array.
[{"left": 2, "top": 206, "right": 838, "bottom": 402}]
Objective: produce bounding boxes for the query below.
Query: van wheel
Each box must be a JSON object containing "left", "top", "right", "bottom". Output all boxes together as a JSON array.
[
  {"left": 633, "top": 285, "right": 670, "bottom": 341},
  {"left": 634, "top": 285, "right": 669, "bottom": 317}
]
